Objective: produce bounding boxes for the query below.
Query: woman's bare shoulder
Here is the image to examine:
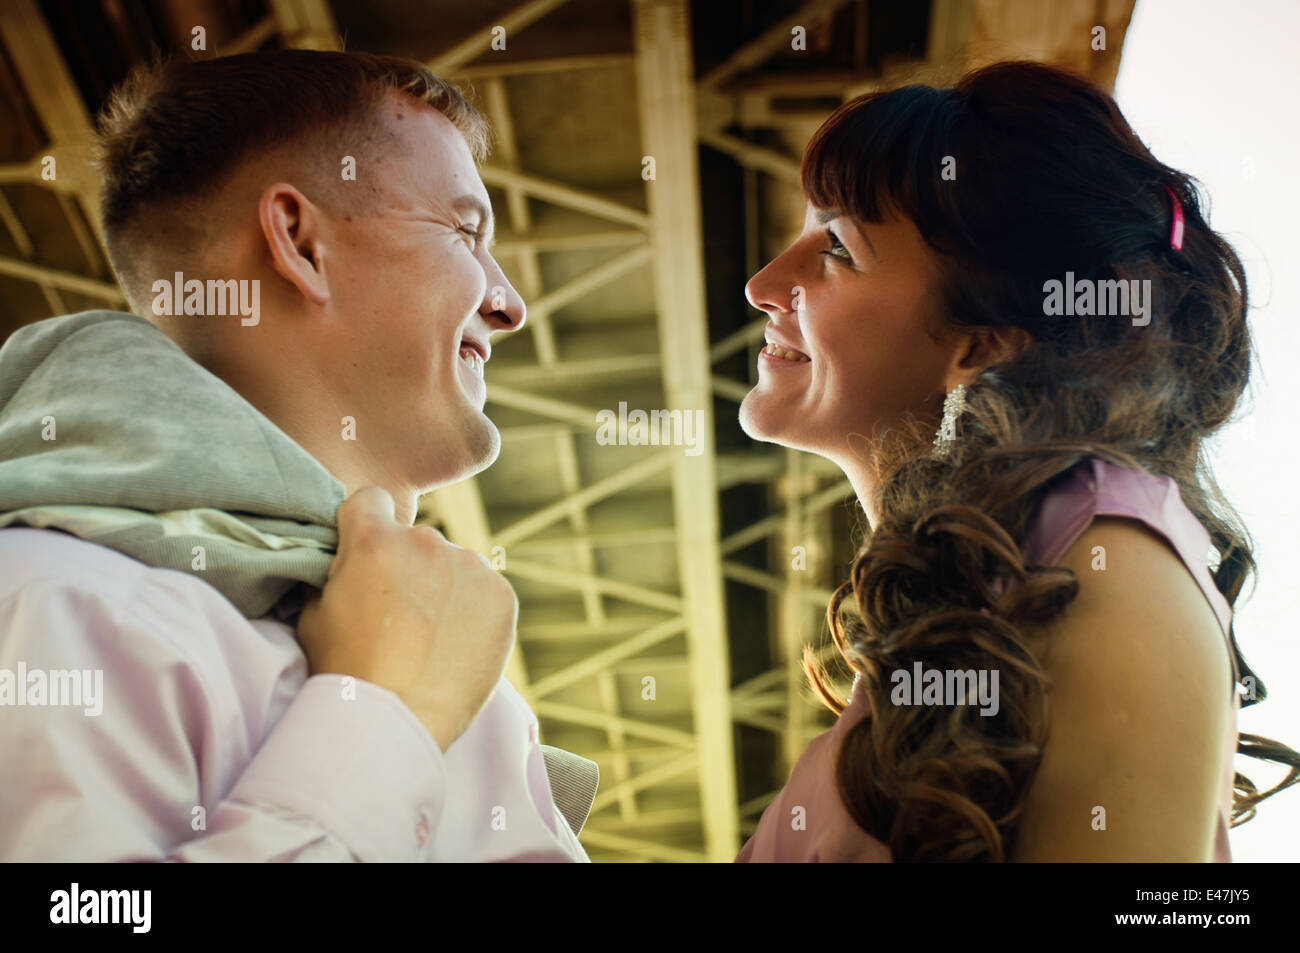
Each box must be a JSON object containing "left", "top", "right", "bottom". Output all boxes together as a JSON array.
[{"left": 1009, "top": 516, "right": 1232, "bottom": 861}]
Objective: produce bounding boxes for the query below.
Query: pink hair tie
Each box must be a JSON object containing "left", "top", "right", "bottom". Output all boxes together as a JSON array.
[{"left": 1163, "top": 184, "right": 1185, "bottom": 251}]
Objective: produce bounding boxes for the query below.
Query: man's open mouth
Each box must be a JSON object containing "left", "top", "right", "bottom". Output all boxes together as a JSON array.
[
  {"left": 459, "top": 339, "right": 488, "bottom": 378},
  {"left": 458, "top": 346, "right": 484, "bottom": 378}
]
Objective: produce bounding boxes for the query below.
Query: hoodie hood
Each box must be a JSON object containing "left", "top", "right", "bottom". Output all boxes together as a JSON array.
[{"left": 0, "top": 309, "right": 345, "bottom": 617}]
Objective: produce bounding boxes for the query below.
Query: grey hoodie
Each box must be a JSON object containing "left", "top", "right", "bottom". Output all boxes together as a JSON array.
[{"left": 0, "top": 309, "right": 341, "bottom": 618}]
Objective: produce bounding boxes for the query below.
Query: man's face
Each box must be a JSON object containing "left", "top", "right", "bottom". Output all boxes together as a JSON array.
[{"left": 318, "top": 92, "right": 524, "bottom": 492}]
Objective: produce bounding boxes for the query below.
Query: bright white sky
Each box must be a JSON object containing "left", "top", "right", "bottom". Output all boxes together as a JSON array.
[{"left": 1115, "top": 0, "right": 1299, "bottom": 862}]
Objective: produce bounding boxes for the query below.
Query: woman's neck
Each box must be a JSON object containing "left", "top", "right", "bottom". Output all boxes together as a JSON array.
[{"left": 840, "top": 457, "right": 880, "bottom": 530}]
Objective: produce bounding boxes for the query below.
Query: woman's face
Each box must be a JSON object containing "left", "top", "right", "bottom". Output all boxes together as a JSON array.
[{"left": 739, "top": 201, "right": 960, "bottom": 464}]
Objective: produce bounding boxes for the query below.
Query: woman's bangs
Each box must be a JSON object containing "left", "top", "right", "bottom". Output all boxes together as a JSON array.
[{"left": 799, "top": 89, "right": 940, "bottom": 228}]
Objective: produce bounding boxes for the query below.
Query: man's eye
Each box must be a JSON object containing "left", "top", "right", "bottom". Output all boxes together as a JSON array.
[{"left": 458, "top": 224, "right": 483, "bottom": 245}]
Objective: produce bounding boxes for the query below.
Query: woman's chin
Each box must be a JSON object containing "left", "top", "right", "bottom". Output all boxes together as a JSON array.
[
  {"left": 739, "top": 400, "right": 839, "bottom": 464},
  {"left": 739, "top": 392, "right": 800, "bottom": 448}
]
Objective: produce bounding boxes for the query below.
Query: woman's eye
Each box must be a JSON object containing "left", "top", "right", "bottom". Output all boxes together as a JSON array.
[{"left": 820, "top": 230, "right": 853, "bottom": 264}]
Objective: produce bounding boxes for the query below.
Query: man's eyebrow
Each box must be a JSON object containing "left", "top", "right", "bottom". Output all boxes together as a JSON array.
[
  {"left": 815, "top": 207, "right": 877, "bottom": 261},
  {"left": 451, "top": 194, "right": 496, "bottom": 245}
]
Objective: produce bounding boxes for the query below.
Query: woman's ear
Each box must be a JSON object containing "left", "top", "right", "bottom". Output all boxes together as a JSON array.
[
  {"left": 984, "top": 325, "right": 1033, "bottom": 367},
  {"left": 258, "top": 182, "right": 330, "bottom": 306},
  {"left": 954, "top": 325, "right": 1032, "bottom": 378}
]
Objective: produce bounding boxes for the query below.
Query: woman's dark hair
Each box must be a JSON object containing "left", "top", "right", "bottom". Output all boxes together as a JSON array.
[{"left": 799, "top": 60, "right": 1298, "bottom": 861}]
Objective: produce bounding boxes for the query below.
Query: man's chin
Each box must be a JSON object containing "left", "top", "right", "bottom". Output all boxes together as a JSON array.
[
  {"left": 465, "top": 413, "right": 501, "bottom": 473},
  {"left": 457, "top": 408, "right": 503, "bottom": 473},
  {"left": 413, "top": 410, "right": 500, "bottom": 491}
]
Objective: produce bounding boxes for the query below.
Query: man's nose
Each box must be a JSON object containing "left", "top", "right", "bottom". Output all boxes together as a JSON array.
[{"left": 479, "top": 253, "right": 526, "bottom": 331}]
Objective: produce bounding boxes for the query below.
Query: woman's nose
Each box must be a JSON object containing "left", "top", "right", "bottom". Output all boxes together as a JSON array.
[{"left": 745, "top": 256, "right": 795, "bottom": 315}]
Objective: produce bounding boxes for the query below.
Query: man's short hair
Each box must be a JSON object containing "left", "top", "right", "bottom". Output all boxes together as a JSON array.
[{"left": 92, "top": 49, "right": 491, "bottom": 308}]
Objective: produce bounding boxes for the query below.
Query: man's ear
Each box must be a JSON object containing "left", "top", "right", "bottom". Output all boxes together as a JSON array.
[
  {"left": 947, "top": 324, "right": 1032, "bottom": 388},
  {"left": 258, "top": 183, "right": 330, "bottom": 306}
]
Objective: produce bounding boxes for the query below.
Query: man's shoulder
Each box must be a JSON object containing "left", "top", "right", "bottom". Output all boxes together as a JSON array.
[
  {"left": 0, "top": 527, "right": 156, "bottom": 602},
  {"left": 0, "top": 526, "right": 288, "bottom": 641},
  {"left": 0, "top": 527, "right": 302, "bottom": 688}
]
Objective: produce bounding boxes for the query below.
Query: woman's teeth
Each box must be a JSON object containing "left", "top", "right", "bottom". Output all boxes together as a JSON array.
[
  {"left": 763, "top": 342, "right": 810, "bottom": 362},
  {"left": 459, "top": 348, "right": 484, "bottom": 378}
]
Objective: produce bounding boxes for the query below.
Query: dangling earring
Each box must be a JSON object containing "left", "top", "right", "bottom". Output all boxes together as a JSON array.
[{"left": 931, "top": 384, "right": 967, "bottom": 460}]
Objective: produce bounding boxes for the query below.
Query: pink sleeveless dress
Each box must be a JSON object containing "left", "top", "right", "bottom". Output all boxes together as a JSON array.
[{"left": 735, "top": 457, "right": 1240, "bottom": 862}]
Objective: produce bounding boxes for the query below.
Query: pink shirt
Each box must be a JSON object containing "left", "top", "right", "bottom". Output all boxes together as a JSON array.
[
  {"left": 0, "top": 527, "right": 589, "bottom": 862},
  {"left": 736, "top": 457, "right": 1239, "bottom": 862}
]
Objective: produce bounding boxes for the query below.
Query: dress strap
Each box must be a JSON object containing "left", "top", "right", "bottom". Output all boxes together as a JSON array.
[{"left": 1019, "top": 457, "right": 1239, "bottom": 690}]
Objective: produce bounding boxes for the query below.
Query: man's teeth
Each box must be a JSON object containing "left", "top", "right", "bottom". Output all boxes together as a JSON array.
[
  {"left": 763, "top": 342, "right": 810, "bottom": 362},
  {"left": 459, "top": 348, "right": 484, "bottom": 378}
]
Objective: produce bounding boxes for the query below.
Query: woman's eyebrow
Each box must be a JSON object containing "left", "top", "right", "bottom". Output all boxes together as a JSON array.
[{"left": 814, "top": 208, "right": 877, "bottom": 261}]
